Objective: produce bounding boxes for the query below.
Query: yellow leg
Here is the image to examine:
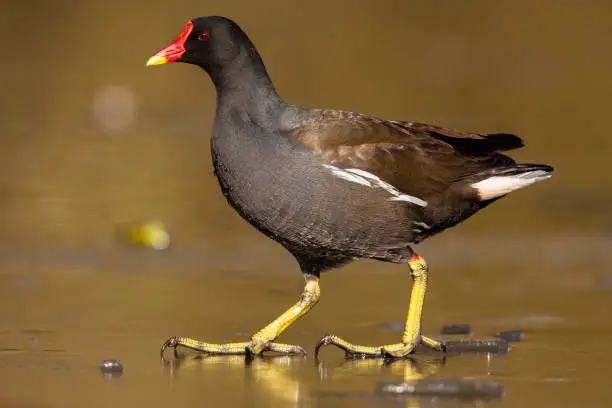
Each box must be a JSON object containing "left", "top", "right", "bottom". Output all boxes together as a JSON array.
[
  {"left": 315, "top": 255, "right": 445, "bottom": 358},
  {"left": 161, "top": 275, "right": 321, "bottom": 357}
]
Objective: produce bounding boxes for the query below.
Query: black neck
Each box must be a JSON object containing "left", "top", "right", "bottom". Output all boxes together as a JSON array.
[{"left": 205, "top": 44, "right": 288, "bottom": 127}]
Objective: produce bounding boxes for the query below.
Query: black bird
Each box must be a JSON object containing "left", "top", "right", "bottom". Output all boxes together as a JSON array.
[{"left": 147, "top": 16, "right": 553, "bottom": 358}]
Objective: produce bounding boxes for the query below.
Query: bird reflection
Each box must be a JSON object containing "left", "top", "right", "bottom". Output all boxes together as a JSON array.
[
  {"left": 316, "top": 355, "right": 446, "bottom": 382},
  {"left": 246, "top": 356, "right": 305, "bottom": 405},
  {"left": 314, "top": 353, "right": 504, "bottom": 407},
  {"left": 161, "top": 347, "right": 505, "bottom": 408},
  {"left": 161, "top": 353, "right": 307, "bottom": 406}
]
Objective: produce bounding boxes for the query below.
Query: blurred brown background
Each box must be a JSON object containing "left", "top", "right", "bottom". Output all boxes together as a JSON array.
[{"left": 1, "top": 0, "right": 610, "bottom": 266}]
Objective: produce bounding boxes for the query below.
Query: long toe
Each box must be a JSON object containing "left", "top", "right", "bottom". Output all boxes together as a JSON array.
[
  {"left": 314, "top": 333, "right": 448, "bottom": 359},
  {"left": 421, "top": 336, "right": 447, "bottom": 352},
  {"left": 381, "top": 343, "right": 416, "bottom": 359},
  {"left": 314, "top": 334, "right": 385, "bottom": 358}
]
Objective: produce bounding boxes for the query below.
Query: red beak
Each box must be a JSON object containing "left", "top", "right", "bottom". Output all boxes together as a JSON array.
[{"left": 146, "top": 21, "right": 194, "bottom": 66}]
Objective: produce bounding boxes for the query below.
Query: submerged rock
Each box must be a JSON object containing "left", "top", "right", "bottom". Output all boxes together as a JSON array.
[
  {"left": 493, "top": 330, "right": 524, "bottom": 342},
  {"left": 377, "top": 379, "right": 504, "bottom": 400},
  {"left": 444, "top": 339, "right": 510, "bottom": 354},
  {"left": 440, "top": 324, "right": 472, "bottom": 335}
]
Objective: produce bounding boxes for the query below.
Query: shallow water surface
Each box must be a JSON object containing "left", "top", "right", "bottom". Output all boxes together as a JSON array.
[{"left": 0, "top": 244, "right": 611, "bottom": 408}]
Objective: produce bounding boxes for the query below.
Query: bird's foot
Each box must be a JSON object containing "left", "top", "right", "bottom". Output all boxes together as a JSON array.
[
  {"left": 314, "top": 334, "right": 445, "bottom": 359},
  {"left": 160, "top": 335, "right": 307, "bottom": 359}
]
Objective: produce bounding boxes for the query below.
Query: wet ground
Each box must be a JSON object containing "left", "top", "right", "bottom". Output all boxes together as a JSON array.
[
  {"left": 0, "top": 231, "right": 611, "bottom": 408},
  {"left": 2, "top": 0, "right": 612, "bottom": 407}
]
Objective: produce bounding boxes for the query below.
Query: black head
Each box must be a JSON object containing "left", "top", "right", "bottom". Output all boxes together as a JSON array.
[{"left": 146, "top": 16, "right": 252, "bottom": 73}]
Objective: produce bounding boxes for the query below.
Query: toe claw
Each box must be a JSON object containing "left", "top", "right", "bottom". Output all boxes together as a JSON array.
[
  {"left": 160, "top": 336, "right": 179, "bottom": 359},
  {"left": 244, "top": 346, "right": 257, "bottom": 361},
  {"left": 314, "top": 335, "right": 334, "bottom": 358},
  {"left": 294, "top": 345, "right": 308, "bottom": 355}
]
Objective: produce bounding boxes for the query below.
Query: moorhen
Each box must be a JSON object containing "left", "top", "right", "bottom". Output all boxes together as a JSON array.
[{"left": 147, "top": 16, "right": 553, "bottom": 358}]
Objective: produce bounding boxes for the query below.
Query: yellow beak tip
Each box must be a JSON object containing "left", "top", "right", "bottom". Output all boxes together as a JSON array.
[{"left": 146, "top": 55, "right": 168, "bottom": 67}]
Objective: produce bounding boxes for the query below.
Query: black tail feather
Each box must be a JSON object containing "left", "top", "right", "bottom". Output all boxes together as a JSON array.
[
  {"left": 478, "top": 163, "right": 554, "bottom": 178},
  {"left": 430, "top": 132, "right": 524, "bottom": 155}
]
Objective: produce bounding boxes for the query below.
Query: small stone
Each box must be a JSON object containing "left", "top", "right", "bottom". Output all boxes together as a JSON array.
[
  {"left": 440, "top": 324, "right": 472, "bottom": 335},
  {"left": 493, "top": 330, "right": 524, "bottom": 342},
  {"left": 100, "top": 360, "right": 124, "bottom": 377}
]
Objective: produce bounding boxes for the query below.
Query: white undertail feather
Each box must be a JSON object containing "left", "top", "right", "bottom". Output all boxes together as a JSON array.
[{"left": 471, "top": 170, "right": 552, "bottom": 200}]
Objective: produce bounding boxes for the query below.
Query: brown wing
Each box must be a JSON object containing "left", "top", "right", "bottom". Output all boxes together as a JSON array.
[{"left": 291, "top": 109, "right": 522, "bottom": 198}]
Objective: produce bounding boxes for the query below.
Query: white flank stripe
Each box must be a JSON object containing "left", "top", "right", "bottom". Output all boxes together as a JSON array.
[
  {"left": 322, "top": 164, "right": 371, "bottom": 186},
  {"left": 472, "top": 170, "right": 552, "bottom": 200},
  {"left": 344, "top": 168, "right": 379, "bottom": 180},
  {"left": 390, "top": 194, "right": 429, "bottom": 206},
  {"left": 413, "top": 221, "right": 431, "bottom": 229},
  {"left": 323, "top": 164, "right": 428, "bottom": 207}
]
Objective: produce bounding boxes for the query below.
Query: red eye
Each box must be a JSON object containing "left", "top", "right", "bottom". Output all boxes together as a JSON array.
[{"left": 198, "top": 32, "right": 209, "bottom": 41}]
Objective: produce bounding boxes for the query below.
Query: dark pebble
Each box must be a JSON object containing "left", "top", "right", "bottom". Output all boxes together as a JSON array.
[
  {"left": 444, "top": 339, "right": 510, "bottom": 355},
  {"left": 100, "top": 360, "right": 124, "bottom": 376},
  {"left": 493, "top": 330, "right": 524, "bottom": 342},
  {"left": 440, "top": 324, "right": 472, "bottom": 335},
  {"left": 377, "top": 379, "right": 504, "bottom": 399}
]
